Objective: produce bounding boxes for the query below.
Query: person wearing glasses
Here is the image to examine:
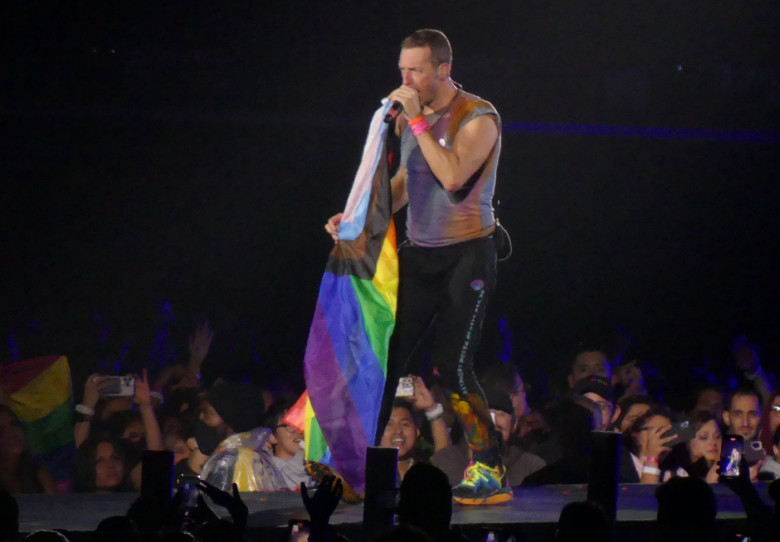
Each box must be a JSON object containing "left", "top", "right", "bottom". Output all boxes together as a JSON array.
[{"left": 264, "top": 398, "right": 314, "bottom": 491}]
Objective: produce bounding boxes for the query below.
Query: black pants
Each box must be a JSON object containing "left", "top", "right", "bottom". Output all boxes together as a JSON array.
[{"left": 376, "top": 236, "right": 502, "bottom": 465}]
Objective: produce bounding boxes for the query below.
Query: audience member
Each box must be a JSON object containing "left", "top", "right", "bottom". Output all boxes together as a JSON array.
[
  {"left": 613, "top": 395, "right": 654, "bottom": 433},
  {"left": 686, "top": 410, "right": 722, "bottom": 482},
  {"left": 433, "top": 387, "right": 544, "bottom": 487},
  {"left": 73, "top": 437, "right": 130, "bottom": 493},
  {"left": 0, "top": 406, "right": 55, "bottom": 494},
  {"left": 655, "top": 477, "right": 717, "bottom": 542},
  {"left": 378, "top": 376, "right": 452, "bottom": 480},
  {"left": 759, "top": 387, "right": 780, "bottom": 453},
  {"left": 690, "top": 384, "right": 725, "bottom": 425},
  {"left": 0, "top": 489, "right": 19, "bottom": 542},
  {"left": 479, "top": 362, "right": 530, "bottom": 428},
  {"left": 197, "top": 380, "right": 275, "bottom": 492},
  {"left": 731, "top": 335, "right": 771, "bottom": 404},
  {"left": 759, "top": 425, "right": 780, "bottom": 480},
  {"left": 723, "top": 387, "right": 762, "bottom": 441},
  {"left": 572, "top": 375, "right": 620, "bottom": 431},
  {"left": 262, "top": 397, "right": 313, "bottom": 491},
  {"left": 567, "top": 346, "right": 611, "bottom": 390},
  {"left": 556, "top": 500, "right": 610, "bottom": 542},
  {"left": 622, "top": 407, "right": 678, "bottom": 483},
  {"left": 397, "top": 463, "right": 468, "bottom": 542},
  {"left": 155, "top": 322, "right": 213, "bottom": 397},
  {"left": 522, "top": 398, "right": 598, "bottom": 485},
  {"left": 92, "top": 515, "right": 141, "bottom": 542}
]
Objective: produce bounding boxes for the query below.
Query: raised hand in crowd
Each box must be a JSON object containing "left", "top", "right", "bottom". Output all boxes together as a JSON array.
[
  {"left": 637, "top": 416, "right": 677, "bottom": 483},
  {"left": 301, "top": 474, "right": 343, "bottom": 542},
  {"left": 155, "top": 322, "right": 213, "bottom": 394},
  {"left": 408, "top": 375, "right": 452, "bottom": 453},
  {"left": 74, "top": 374, "right": 109, "bottom": 448},
  {"left": 198, "top": 480, "right": 248, "bottom": 533},
  {"left": 732, "top": 335, "right": 771, "bottom": 404}
]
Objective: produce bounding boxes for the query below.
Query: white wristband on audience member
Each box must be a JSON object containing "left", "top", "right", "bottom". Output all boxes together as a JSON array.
[
  {"left": 150, "top": 391, "right": 165, "bottom": 403},
  {"left": 745, "top": 365, "right": 764, "bottom": 380},
  {"left": 425, "top": 403, "right": 444, "bottom": 421},
  {"left": 75, "top": 403, "right": 96, "bottom": 416},
  {"left": 642, "top": 465, "right": 661, "bottom": 476}
]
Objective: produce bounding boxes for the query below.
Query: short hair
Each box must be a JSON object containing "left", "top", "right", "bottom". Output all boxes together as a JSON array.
[
  {"left": 726, "top": 386, "right": 762, "bottom": 412},
  {"left": 655, "top": 477, "right": 717, "bottom": 542},
  {"left": 401, "top": 29, "right": 452, "bottom": 67},
  {"left": 398, "top": 463, "right": 452, "bottom": 536},
  {"left": 556, "top": 501, "right": 609, "bottom": 542},
  {"left": 480, "top": 362, "right": 522, "bottom": 396}
]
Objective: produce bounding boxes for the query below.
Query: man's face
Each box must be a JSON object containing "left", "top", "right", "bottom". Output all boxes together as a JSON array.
[
  {"left": 398, "top": 46, "right": 441, "bottom": 107},
  {"left": 583, "top": 392, "right": 615, "bottom": 431},
  {"left": 695, "top": 389, "right": 725, "bottom": 421},
  {"left": 272, "top": 424, "right": 304, "bottom": 461},
  {"left": 380, "top": 406, "right": 419, "bottom": 458},
  {"left": 569, "top": 351, "right": 611, "bottom": 388},
  {"left": 724, "top": 394, "right": 761, "bottom": 440}
]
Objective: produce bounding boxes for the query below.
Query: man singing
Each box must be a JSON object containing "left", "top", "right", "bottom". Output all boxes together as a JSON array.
[{"left": 326, "top": 29, "right": 507, "bottom": 504}]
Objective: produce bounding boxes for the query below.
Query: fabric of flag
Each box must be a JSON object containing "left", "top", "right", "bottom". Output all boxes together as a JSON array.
[
  {"left": 0, "top": 355, "right": 75, "bottom": 485},
  {"left": 302, "top": 100, "right": 399, "bottom": 494}
]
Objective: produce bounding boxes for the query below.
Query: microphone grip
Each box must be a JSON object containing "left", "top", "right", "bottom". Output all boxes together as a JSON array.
[{"left": 383, "top": 102, "right": 403, "bottom": 124}]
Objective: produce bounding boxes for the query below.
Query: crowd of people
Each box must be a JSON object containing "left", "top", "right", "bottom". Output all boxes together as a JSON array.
[{"left": 1, "top": 320, "right": 779, "bottom": 540}]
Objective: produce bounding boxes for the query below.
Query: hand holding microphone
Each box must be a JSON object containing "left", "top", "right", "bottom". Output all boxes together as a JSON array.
[{"left": 384, "top": 85, "right": 422, "bottom": 123}]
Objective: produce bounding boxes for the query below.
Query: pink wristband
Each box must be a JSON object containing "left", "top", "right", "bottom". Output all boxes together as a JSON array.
[{"left": 409, "top": 116, "right": 430, "bottom": 136}]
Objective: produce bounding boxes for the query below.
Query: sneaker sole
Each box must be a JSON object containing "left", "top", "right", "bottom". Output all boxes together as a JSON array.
[{"left": 453, "top": 491, "right": 513, "bottom": 506}]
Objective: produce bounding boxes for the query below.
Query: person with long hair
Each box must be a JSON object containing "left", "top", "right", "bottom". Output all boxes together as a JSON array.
[
  {"left": 681, "top": 411, "right": 722, "bottom": 483},
  {"left": 0, "top": 405, "right": 55, "bottom": 494},
  {"left": 73, "top": 437, "right": 129, "bottom": 493}
]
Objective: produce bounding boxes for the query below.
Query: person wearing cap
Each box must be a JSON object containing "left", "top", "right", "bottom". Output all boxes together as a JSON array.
[
  {"left": 573, "top": 375, "right": 621, "bottom": 432},
  {"left": 432, "top": 387, "right": 545, "bottom": 487},
  {"left": 568, "top": 347, "right": 611, "bottom": 390}
]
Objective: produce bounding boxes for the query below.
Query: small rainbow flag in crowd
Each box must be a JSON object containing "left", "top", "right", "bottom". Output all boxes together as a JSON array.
[
  {"left": 298, "top": 100, "right": 398, "bottom": 494},
  {"left": 0, "top": 355, "right": 75, "bottom": 489}
]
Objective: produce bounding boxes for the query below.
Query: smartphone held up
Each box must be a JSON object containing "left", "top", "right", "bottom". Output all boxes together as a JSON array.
[{"left": 720, "top": 435, "right": 743, "bottom": 478}]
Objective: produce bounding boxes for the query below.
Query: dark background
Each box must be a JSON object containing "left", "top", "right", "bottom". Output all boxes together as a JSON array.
[{"left": 2, "top": 2, "right": 779, "bottom": 396}]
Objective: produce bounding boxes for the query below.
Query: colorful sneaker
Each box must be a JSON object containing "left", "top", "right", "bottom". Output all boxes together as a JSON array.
[{"left": 452, "top": 461, "right": 513, "bottom": 505}]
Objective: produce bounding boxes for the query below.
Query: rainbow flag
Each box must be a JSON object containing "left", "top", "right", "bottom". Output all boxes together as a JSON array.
[
  {"left": 301, "top": 100, "right": 398, "bottom": 494},
  {"left": 0, "top": 355, "right": 75, "bottom": 488}
]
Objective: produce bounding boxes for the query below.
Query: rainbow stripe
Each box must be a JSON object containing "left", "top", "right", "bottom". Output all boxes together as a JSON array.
[
  {"left": 0, "top": 355, "right": 75, "bottom": 487},
  {"left": 301, "top": 101, "right": 398, "bottom": 494}
]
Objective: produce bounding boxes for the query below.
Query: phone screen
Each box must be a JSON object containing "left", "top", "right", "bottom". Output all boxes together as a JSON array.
[{"left": 720, "top": 436, "right": 743, "bottom": 478}]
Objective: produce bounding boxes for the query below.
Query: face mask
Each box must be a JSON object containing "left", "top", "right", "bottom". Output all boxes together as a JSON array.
[{"left": 195, "top": 420, "right": 222, "bottom": 456}]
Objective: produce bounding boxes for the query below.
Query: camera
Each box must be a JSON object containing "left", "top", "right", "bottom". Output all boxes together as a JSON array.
[{"left": 99, "top": 375, "right": 135, "bottom": 397}]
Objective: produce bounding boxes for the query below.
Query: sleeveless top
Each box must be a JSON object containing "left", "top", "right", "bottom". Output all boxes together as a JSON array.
[{"left": 400, "top": 89, "right": 501, "bottom": 247}]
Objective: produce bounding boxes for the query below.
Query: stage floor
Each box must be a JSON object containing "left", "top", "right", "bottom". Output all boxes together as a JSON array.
[{"left": 18, "top": 482, "right": 769, "bottom": 531}]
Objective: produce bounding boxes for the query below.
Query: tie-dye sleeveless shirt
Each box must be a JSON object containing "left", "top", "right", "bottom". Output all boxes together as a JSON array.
[{"left": 400, "top": 89, "right": 501, "bottom": 247}]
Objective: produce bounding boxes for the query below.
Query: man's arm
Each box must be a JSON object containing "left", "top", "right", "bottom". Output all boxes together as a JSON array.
[{"left": 413, "top": 114, "right": 499, "bottom": 192}]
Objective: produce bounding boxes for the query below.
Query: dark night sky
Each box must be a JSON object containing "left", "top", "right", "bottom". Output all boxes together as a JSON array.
[{"left": 2, "top": 2, "right": 779, "bottom": 394}]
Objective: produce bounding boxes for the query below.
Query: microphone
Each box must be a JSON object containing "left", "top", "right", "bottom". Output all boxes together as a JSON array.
[{"left": 383, "top": 101, "right": 403, "bottom": 124}]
